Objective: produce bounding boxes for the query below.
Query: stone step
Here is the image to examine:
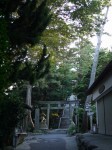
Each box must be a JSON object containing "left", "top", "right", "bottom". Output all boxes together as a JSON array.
[
  {"left": 59, "top": 117, "right": 70, "bottom": 128},
  {"left": 48, "top": 129, "right": 67, "bottom": 134}
]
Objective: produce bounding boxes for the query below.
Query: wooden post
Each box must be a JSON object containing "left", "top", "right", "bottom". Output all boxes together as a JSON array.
[{"left": 47, "top": 104, "right": 50, "bottom": 129}]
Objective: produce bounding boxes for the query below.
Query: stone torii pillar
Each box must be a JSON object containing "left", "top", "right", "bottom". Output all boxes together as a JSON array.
[
  {"left": 46, "top": 104, "right": 50, "bottom": 129},
  {"left": 35, "top": 108, "right": 40, "bottom": 130},
  {"left": 69, "top": 94, "right": 77, "bottom": 122}
]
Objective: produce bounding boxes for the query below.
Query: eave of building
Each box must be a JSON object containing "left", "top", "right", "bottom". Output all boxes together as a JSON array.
[{"left": 87, "top": 60, "right": 112, "bottom": 95}]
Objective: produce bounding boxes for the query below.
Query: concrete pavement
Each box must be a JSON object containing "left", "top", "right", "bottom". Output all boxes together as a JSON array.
[
  {"left": 16, "top": 131, "right": 78, "bottom": 150},
  {"left": 16, "top": 131, "right": 112, "bottom": 150},
  {"left": 76, "top": 133, "right": 112, "bottom": 150}
]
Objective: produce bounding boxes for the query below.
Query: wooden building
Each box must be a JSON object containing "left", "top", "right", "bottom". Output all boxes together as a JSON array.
[{"left": 87, "top": 61, "right": 112, "bottom": 135}]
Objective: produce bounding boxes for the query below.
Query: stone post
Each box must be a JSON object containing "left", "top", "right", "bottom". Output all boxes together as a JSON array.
[
  {"left": 69, "top": 102, "right": 72, "bottom": 123},
  {"left": 47, "top": 104, "right": 50, "bottom": 129},
  {"left": 58, "top": 103, "right": 61, "bottom": 108},
  {"left": 35, "top": 108, "right": 40, "bottom": 130},
  {"left": 90, "top": 115, "right": 93, "bottom": 131}
]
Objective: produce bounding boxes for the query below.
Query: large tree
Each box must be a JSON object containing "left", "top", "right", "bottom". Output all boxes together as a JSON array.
[
  {"left": 0, "top": 0, "right": 52, "bottom": 90},
  {"left": 0, "top": 14, "right": 10, "bottom": 93},
  {"left": 0, "top": 1, "right": 110, "bottom": 146},
  {"left": 0, "top": 0, "right": 52, "bottom": 148},
  {"left": 75, "top": 49, "right": 112, "bottom": 106},
  {"left": 0, "top": 0, "right": 51, "bottom": 47}
]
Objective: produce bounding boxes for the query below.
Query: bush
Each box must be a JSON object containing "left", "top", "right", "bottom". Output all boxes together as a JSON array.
[
  {"left": 0, "top": 90, "right": 25, "bottom": 148},
  {"left": 67, "top": 121, "right": 76, "bottom": 136}
]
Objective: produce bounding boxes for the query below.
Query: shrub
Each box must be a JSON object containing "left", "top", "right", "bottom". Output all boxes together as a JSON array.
[
  {"left": 0, "top": 90, "right": 25, "bottom": 148},
  {"left": 67, "top": 121, "right": 76, "bottom": 136}
]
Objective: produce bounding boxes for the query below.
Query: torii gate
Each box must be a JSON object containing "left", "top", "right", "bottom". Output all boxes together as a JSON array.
[{"left": 34, "top": 100, "right": 77, "bottom": 130}]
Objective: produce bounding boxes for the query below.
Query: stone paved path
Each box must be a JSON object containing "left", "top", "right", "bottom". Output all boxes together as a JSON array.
[{"left": 16, "top": 132, "right": 78, "bottom": 150}]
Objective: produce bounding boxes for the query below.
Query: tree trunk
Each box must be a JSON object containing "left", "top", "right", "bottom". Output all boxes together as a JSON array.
[
  {"left": 84, "top": 7, "right": 109, "bottom": 132},
  {"left": 25, "top": 83, "right": 34, "bottom": 131},
  {"left": 89, "top": 7, "right": 109, "bottom": 88},
  {"left": 86, "top": 6, "right": 109, "bottom": 104}
]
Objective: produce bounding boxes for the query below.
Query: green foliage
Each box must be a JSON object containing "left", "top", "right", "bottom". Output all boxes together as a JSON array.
[
  {"left": 0, "top": 0, "right": 52, "bottom": 47},
  {"left": 0, "top": 1, "right": 111, "bottom": 145},
  {"left": 32, "top": 61, "right": 76, "bottom": 103},
  {"left": 77, "top": 107, "right": 84, "bottom": 132},
  {"left": 74, "top": 48, "right": 112, "bottom": 106},
  {"left": 48, "top": 0, "right": 110, "bottom": 38},
  {"left": 67, "top": 121, "right": 76, "bottom": 136},
  {"left": 96, "top": 50, "right": 112, "bottom": 78},
  {"left": 69, "top": 0, "right": 110, "bottom": 34},
  {"left": 73, "top": 107, "right": 84, "bottom": 132},
  {"left": 10, "top": 45, "right": 50, "bottom": 85},
  {"left": 0, "top": 13, "right": 11, "bottom": 91},
  {"left": 0, "top": 90, "right": 25, "bottom": 148},
  {"left": 41, "top": 13, "right": 73, "bottom": 49},
  {"left": 0, "top": 0, "right": 52, "bottom": 91},
  {"left": 70, "top": 40, "right": 94, "bottom": 105},
  {"left": 31, "top": 40, "right": 94, "bottom": 103}
]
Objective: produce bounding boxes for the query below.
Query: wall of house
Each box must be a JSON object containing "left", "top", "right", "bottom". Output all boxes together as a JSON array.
[
  {"left": 97, "top": 91, "right": 112, "bottom": 135},
  {"left": 97, "top": 97, "right": 105, "bottom": 134},
  {"left": 89, "top": 71, "right": 112, "bottom": 135},
  {"left": 92, "top": 73, "right": 112, "bottom": 101}
]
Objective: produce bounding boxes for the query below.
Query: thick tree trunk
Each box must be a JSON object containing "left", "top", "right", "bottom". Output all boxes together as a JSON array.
[
  {"left": 89, "top": 7, "right": 109, "bottom": 88},
  {"left": 25, "top": 83, "right": 34, "bottom": 130},
  {"left": 84, "top": 7, "right": 109, "bottom": 132},
  {"left": 86, "top": 7, "right": 109, "bottom": 103}
]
